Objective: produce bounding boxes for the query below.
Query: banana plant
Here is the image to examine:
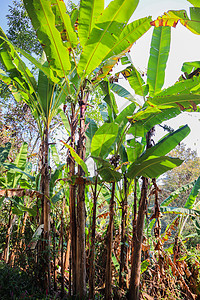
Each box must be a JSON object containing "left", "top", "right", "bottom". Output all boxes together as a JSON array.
[
  {"left": 88, "top": 100, "right": 190, "bottom": 297},
  {"left": 3, "top": 0, "right": 153, "bottom": 296},
  {"left": 0, "top": 35, "right": 68, "bottom": 288},
  {"left": 0, "top": 142, "right": 38, "bottom": 263},
  {"left": 159, "top": 175, "right": 200, "bottom": 241},
  {"left": 100, "top": 22, "right": 200, "bottom": 298}
]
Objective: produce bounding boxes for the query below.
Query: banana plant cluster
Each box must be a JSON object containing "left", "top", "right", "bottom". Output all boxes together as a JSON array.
[{"left": 0, "top": 0, "right": 200, "bottom": 299}]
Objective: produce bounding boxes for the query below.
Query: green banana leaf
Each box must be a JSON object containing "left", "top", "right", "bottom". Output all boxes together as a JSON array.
[
  {"left": 51, "top": 188, "right": 64, "bottom": 204},
  {"left": 181, "top": 61, "right": 200, "bottom": 75},
  {"left": 101, "top": 81, "right": 118, "bottom": 122},
  {"left": 126, "top": 139, "right": 144, "bottom": 163},
  {"left": 85, "top": 118, "right": 98, "bottom": 141},
  {"left": 141, "top": 259, "right": 150, "bottom": 274},
  {"left": 0, "top": 33, "right": 66, "bottom": 130},
  {"left": 0, "top": 143, "right": 11, "bottom": 163},
  {"left": 51, "top": 0, "right": 78, "bottom": 48},
  {"left": 127, "top": 125, "right": 189, "bottom": 179},
  {"left": 23, "top": 0, "right": 71, "bottom": 77},
  {"left": 0, "top": 69, "right": 12, "bottom": 84},
  {"left": 128, "top": 94, "right": 200, "bottom": 136},
  {"left": 104, "top": 16, "right": 152, "bottom": 61},
  {"left": 77, "top": 0, "right": 139, "bottom": 77},
  {"left": 61, "top": 141, "right": 89, "bottom": 176},
  {"left": 184, "top": 175, "right": 200, "bottom": 209},
  {"left": 148, "top": 93, "right": 200, "bottom": 109},
  {"left": 80, "top": 16, "right": 151, "bottom": 82},
  {"left": 78, "top": 0, "right": 104, "bottom": 46},
  {"left": 187, "top": 0, "right": 200, "bottom": 6},
  {"left": 3, "top": 164, "right": 35, "bottom": 182},
  {"left": 37, "top": 68, "right": 55, "bottom": 119},
  {"left": 139, "top": 125, "right": 190, "bottom": 161},
  {"left": 147, "top": 26, "right": 171, "bottom": 96},
  {"left": 50, "top": 163, "right": 65, "bottom": 197},
  {"left": 110, "top": 83, "right": 136, "bottom": 103},
  {"left": 124, "top": 65, "right": 148, "bottom": 98},
  {"left": 161, "top": 180, "right": 197, "bottom": 207},
  {"left": 158, "top": 76, "right": 200, "bottom": 96},
  {"left": 91, "top": 122, "right": 119, "bottom": 158},
  {"left": 160, "top": 206, "right": 200, "bottom": 216},
  {"left": 16, "top": 204, "right": 37, "bottom": 217},
  {"left": 126, "top": 156, "right": 182, "bottom": 179},
  {"left": 85, "top": 118, "right": 98, "bottom": 155},
  {"left": 119, "top": 55, "right": 148, "bottom": 98},
  {"left": 58, "top": 108, "right": 70, "bottom": 135},
  {"left": 98, "top": 166, "right": 122, "bottom": 182},
  {"left": 0, "top": 28, "right": 37, "bottom": 93},
  {"left": 50, "top": 144, "right": 61, "bottom": 167},
  {"left": 7, "top": 143, "right": 28, "bottom": 188},
  {"left": 2, "top": 38, "right": 59, "bottom": 83},
  {"left": 92, "top": 156, "right": 122, "bottom": 182},
  {"left": 114, "top": 102, "right": 137, "bottom": 147},
  {"left": 115, "top": 102, "right": 136, "bottom": 128},
  {"left": 70, "top": 8, "right": 79, "bottom": 26}
]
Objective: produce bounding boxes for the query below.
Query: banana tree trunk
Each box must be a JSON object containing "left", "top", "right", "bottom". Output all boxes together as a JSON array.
[
  {"left": 53, "top": 217, "right": 57, "bottom": 291},
  {"left": 119, "top": 175, "right": 128, "bottom": 289},
  {"left": 61, "top": 210, "right": 64, "bottom": 298},
  {"left": 105, "top": 182, "right": 115, "bottom": 300},
  {"left": 68, "top": 104, "right": 77, "bottom": 295},
  {"left": 40, "top": 125, "right": 50, "bottom": 292},
  {"left": 128, "top": 129, "right": 154, "bottom": 300},
  {"left": 76, "top": 92, "right": 88, "bottom": 298},
  {"left": 128, "top": 177, "right": 148, "bottom": 299},
  {"left": 4, "top": 201, "right": 16, "bottom": 263},
  {"left": 89, "top": 176, "right": 98, "bottom": 299},
  {"left": 19, "top": 211, "right": 28, "bottom": 249}
]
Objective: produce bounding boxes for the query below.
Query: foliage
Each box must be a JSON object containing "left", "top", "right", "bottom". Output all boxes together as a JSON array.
[
  {"left": 0, "top": 263, "right": 46, "bottom": 300},
  {"left": 160, "top": 144, "right": 200, "bottom": 208},
  {"left": 6, "top": 0, "right": 42, "bottom": 56}
]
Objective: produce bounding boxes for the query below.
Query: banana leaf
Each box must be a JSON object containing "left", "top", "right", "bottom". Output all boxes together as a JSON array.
[
  {"left": 7, "top": 143, "right": 28, "bottom": 188},
  {"left": 184, "top": 175, "right": 200, "bottom": 209},
  {"left": 91, "top": 122, "right": 119, "bottom": 158},
  {"left": 128, "top": 94, "right": 200, "bottom": 136},
  {"left": 78, "top": 0, "right": 104, "bottom": 46},
  {"left": 161, "top": 180, "right": 197, "bottom": 207},
  {"left": 23, "top": 0, "right": 71, "bottom": 77},
  {"left": 61, "top": 141, "right": 89, "bottom": 176},
  {"left": 51, "top": 0, "right": 78, "bottom": 48},
  {"left": 127, "top": 156, "right": 182, "bottom": 179},
  {"left": 77, "top": 0, "right": 139, "bottom": 77},
  {"left": 151, "top": 9, "right": 200, "bottom": 35},
  {"left": 147, "top": 26, "right": 171, "bottom": 96}
]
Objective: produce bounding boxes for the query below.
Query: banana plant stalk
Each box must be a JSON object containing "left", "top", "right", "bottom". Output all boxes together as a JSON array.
[
  {"left": 129, "top": 176, "right": 148, "bottom": 299},
  {"left": 129, "top": 129, "right": 153, "bottom": 299},
  {"left": 76, "top": 90, "right": 89, "bottom": 297},
  {"left": 89, "top": 175, "right": 98, "bottom": 300},
  {"left": 53, "top": 217, "right": 57, "bottom": 291},
  {"left": 61, "top": 203, "right": 64, "bottom": 298},
  {"left": 3, "top": 201, "right": 16, "bottom": 263},
  {"left": 119, "top": 174, "right": 128, "bottom": 289},
  {"left": 39, "top": 126, "right": 51, "bottom": 290},
  {"left": 105, "top": 181, "right": 116, "bottom": 300},
  {"left": 67, "top": 103, "right": 77, "bottom": 295}
]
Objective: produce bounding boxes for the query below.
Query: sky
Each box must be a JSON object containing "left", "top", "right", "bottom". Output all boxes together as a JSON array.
[{"left": 0, "top": 0, "right": 200, "bottom": 154}]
